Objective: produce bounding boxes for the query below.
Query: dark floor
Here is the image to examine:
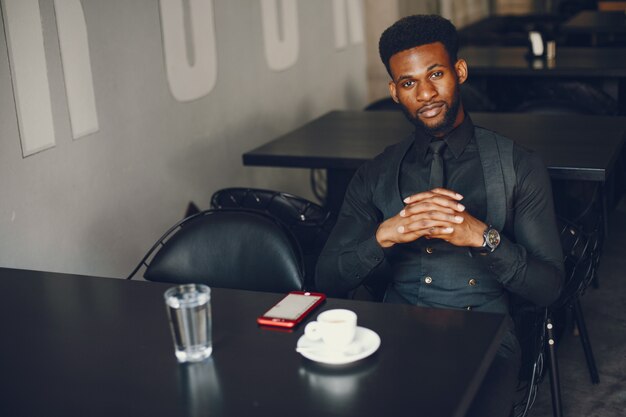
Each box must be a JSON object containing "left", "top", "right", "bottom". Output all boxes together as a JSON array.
[{"left": 530, "top": 197, "right": 626, "bottom": 417}]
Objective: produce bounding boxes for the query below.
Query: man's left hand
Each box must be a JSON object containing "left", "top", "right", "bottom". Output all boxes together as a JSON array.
[
  {"left": 428, "top": 209, "right": 487, "bottom": 247},
  {"left": 410, "top": 188, "right": 486, "bottom": 247}
]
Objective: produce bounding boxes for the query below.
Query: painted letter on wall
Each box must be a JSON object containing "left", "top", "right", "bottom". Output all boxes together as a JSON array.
[
  {"left": 160, "top": 0, "right": 217, "bottom": 102},
  {"left": 332, "top": 0, "right": 364, "bottom": 50},
  {"left": 2, "top": 0, "right": 56, "bottom": 156},
  {"left": 54, "top": 0, "right": 99, "bottom": 139},
  {"left": 260, "top": 0, "right": 299, "bottom": 71}
]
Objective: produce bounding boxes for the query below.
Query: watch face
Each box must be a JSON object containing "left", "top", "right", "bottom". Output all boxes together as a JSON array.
[{"left": 487, "top": 229, "right": 500, "bottom": 248}]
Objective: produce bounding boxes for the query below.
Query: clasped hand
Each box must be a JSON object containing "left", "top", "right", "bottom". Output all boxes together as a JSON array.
[{"left": 375, "top": 188, "right": 486, "bottom": 248}]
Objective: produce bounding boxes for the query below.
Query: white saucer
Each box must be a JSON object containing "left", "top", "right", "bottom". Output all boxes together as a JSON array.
[{"left": 296, "top": 326, "right": 381, "bottom": 365}]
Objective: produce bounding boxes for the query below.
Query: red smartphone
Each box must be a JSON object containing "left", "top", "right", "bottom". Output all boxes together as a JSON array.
[{"left": 257, "top": 291, "right": 326, "bottom": 328}]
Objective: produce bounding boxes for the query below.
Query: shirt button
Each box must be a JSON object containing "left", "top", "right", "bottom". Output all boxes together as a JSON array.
[
  {"left": 424, "top": 276, "right": 433, "bottom": 284},
  {"left": 426, "top": 247, "right": 433, "bottom": 254},
  {"left": 468, "top": 278, "right": 477, "bottom": 286},
  {"left": 466, "top": 306, "right": 473, "bottom": 311}
]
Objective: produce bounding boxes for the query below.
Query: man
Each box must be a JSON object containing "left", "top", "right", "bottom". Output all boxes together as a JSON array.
[{"left": 315, "top": 15, "right": 564, "bottom": 417}]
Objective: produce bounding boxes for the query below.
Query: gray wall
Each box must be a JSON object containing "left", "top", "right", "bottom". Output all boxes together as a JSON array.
[{"left": 0, "top": 0, "right": 366, "bottom": 278}]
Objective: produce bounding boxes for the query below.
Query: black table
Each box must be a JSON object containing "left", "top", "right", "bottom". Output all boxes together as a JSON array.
[
  {"left": 460, "top": 45, "right": 626, "bottom": 78},
  {"left": 458, "top": 46, "right": 626, "bottom": 114},
  {"left": 457, "top": 14, "right": 563, "bottom": 47},
  {"left": 0, "top": 268, "right": 506, "bottom": 417},
  {"left": 562, "top": 10, "right": 626, "bottom": 45},
  {"left": 243, "top": 111, "right": 626, "bottom": 232}
]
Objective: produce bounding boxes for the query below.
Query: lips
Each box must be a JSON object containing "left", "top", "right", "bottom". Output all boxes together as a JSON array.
[{"left": 418, "top": 102, "right": 445, "bottom": 118}]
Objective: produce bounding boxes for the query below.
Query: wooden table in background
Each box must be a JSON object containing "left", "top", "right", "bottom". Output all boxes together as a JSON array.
[
  {"left": 562, "top": 10, "right": 626, "bottom": 45},
  {"left": 243, "top": 111, "right": 626, "bottom": 233}
]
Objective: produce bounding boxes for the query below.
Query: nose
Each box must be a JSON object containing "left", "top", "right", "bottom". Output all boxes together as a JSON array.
[{"left": 416, "top": 81, "right": 437, "bottom": 102}]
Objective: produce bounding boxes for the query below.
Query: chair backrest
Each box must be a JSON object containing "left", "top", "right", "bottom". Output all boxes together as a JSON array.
[
  {"left": 551, "top": 217, "right": 594, "bottom": 310},
  {"left": 552, "top": 180, "right": 604, "bottom": 293},
  {"left": 210, "top": 188, "right": 332, "bottom": 290},
  {"left": 141, "top": 209, "right": 305, "bottom": 292},
  {"left": 514, "top": 81, "right": 618, "bottom": 116},
  {"left": 510, "top": 217, "right": 593, "bottom": 417},
  {"left": 212, "top": 187, "right": 330, "bottom": 233}
]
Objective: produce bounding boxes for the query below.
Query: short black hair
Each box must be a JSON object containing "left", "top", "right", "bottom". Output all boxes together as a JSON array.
[{"left": 379, "top": 15, "right": 458, "bottom": 76}]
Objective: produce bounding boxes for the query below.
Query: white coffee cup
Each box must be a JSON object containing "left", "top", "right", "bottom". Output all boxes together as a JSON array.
[{"left": 304, "top": 309, "right": 357, "bottom": 350}]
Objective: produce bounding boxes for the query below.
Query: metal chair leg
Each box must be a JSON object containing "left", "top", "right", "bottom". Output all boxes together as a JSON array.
[
  {"left": 546, "top": 317, "right": 564, "bottom": 417},
  {"left": 572, "top": 297, "right": 600, "bottom": 384}
]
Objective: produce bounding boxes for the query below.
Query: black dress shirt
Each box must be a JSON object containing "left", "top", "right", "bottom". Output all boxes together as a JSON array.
[{"left": 315, "top": 114, "right": 564, "bottom": 313}]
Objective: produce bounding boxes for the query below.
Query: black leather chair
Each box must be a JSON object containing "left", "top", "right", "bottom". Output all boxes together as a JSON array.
[
  {"left": 127, "top": 209, "right": 305, "bottom": 293},
  {"left": 210, "top": 188, "right": 333, "bottom": 290}
]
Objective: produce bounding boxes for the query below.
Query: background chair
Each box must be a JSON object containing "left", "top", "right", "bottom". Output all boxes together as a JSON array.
[
  {"left": 553, "top": 181, "right": 604, "bottom": 286},
  {"left": 551, "top": 217, "right": 600, "bottom": 384},
  {"left": 127, "top": 208, "right": 305, "bottom": 293},
  {"left": 512, "top": 216, "right": 599, "bottom": 417},
  {"left": 513, "top": 80, "right": 619, "bottom": 116},
  {"left": 517, "top": 81, "right": 614, "bottom": 281},
  {"left": 210, "top": 188, "right": 333, "bottom": 290}
]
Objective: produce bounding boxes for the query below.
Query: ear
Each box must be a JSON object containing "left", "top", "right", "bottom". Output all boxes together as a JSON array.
[
  {"left": 455, "top": 59, "right": 468, "bottom": 85},
  {"left": 388, "top": 81, "right": 399, "bottom": 103}
]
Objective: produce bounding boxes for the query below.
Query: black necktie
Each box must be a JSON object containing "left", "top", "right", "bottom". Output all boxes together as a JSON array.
[{"left": 428, "top": 140, "right": 446, "bottom": 189}]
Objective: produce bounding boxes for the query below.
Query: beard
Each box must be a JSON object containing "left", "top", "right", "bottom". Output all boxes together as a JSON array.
[{"left": 400, "top": 86, "right": 462, "bottom": 137}]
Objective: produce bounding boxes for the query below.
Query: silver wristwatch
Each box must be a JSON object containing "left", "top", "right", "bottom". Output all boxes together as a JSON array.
[{"left": 478, "top": 225, "right": 500, "bottom": 254}]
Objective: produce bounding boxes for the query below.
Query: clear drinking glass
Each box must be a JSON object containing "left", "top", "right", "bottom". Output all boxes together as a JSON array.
[{"left": 164, "top": 284, "right": 212, "bottom": 362}]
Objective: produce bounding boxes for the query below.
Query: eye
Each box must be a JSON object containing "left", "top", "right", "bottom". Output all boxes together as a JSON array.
[
  {"left": 430, "top": 71, "right": 444, "bottom": 79},
  {"left": 401, "top": 80, "right": 415, "bottom": 88}
]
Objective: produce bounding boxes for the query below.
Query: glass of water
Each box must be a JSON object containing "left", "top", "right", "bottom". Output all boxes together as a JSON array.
[{"left": 164, "top": 284, "right": 212, "bottom": 363}]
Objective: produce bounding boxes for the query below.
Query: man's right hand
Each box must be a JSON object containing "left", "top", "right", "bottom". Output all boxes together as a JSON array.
[{"left": 375, "top": 188, "right": 466, "bottom": 248}]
